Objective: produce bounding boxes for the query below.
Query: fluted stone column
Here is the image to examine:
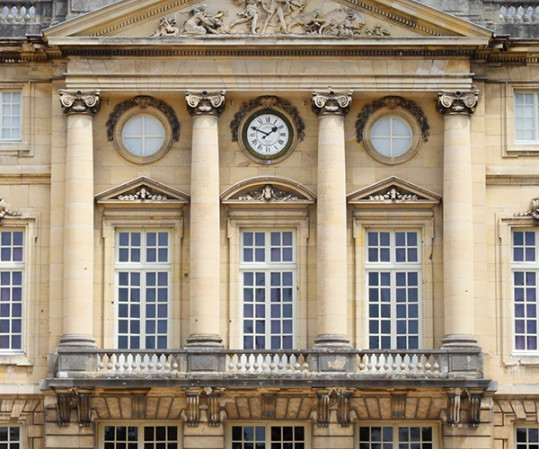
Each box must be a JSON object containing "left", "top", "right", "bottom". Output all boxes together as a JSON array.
[
  {"left": 437, "top": 90, "right": 479, "bottom": 346},
  {"left": 58, "top": 90, "right": 100, "bottom": 347},
  {"left": 185, "top": 91, "right": 225, "bottom": 346},
  {"left": 312, "top": 90, "right": 352, "bottom": 347}
]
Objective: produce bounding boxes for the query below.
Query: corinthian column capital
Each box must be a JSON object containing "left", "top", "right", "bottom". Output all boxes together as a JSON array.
[
  {"left": 312, "top": 89, "right": 352, "bottom": 116},
  {"left": 186, "top": 90, "right": 226, "bottom": 116},
  {"left": 437, "top": 90, "right": 479, "bottom": 115},
  {"left": 59, "top": 90, "right": 100, "bottom": 115}
]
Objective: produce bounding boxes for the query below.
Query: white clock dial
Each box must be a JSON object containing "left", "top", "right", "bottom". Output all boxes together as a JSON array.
[{"left": 242, "top": 109, "right": 294, "bottom": 161}]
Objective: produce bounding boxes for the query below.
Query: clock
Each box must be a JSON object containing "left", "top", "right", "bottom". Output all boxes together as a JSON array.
[{"left": 240, "top": 108, "right": 296, "bottom": 162}]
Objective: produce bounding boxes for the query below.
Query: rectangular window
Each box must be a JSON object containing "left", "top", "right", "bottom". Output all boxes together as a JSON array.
[
  {"left": 0, "top": 231, "right": 24, "bottom": 352},
  {"left": 358, "top": 425, "right": 434, "bottom": 449},
  {"left": 115, "top": 230, "right": 171, "bottom": 349},
  {"left": 512, "top": 230, "right": 539, "bottom": 352},
  {"left": 102, "top": 424, "right": 179, "bottom": 449},
  {"left": 365, "top": 230, "right": 421, "bottom": 350},
  {"left": 515, "top": 92, "right": 539, "bottom": 143},
  {"left": 1, "top": 92, "right": 21, "bottom": 142},
  {"left": 516, "top": 428, "right": 539, "bottom": 449},
  {"left": 240, "top": 230, "right": 296, "bottom": 349},
  {"left": 230, "top": 424, "right": 306, "bottom": 449}
]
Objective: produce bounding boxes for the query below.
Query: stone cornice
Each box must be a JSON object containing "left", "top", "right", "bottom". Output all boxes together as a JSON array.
[
  {"left": 437, "top": 90, "right": 479, "bottom": 115},
  {"left": 185, "top": 90, "right": 226, "bottom": 116},
  {"left": 312, "top": 90, "right": 352, "bottom": 116},
  {"left": 59, "top": 89, "right": 100, "bottom": 115}
]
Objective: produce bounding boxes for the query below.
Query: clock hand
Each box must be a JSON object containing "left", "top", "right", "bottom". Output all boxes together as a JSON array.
[
  {"left": 250, "top": 126, "right": 272, "bottom": 137},
  {"left": 261, "top": 126, "right": 279, "bottom": 140}
]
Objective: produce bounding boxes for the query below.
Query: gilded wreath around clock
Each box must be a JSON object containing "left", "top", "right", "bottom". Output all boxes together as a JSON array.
[{"left": 240, "top": 108, "right": 297, "bottom": 163}]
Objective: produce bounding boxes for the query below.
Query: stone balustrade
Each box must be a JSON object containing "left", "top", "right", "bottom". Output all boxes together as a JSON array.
[
  {"left": 0, "top": 4, "right": 36, "bottom": 23},
  {"left": 50, "top": 347, "right": 486, "bottom": 387},
  {"left": 498, "top": 4, "right": 539, "bottom": 23}
]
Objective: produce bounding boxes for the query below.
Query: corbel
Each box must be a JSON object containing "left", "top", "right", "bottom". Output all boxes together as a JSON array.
[
  {"left": 205, "top": 387, "right": 224, "bottom": 427},
  {"left": 132, "top": 394, "right": 147, "bottom": 419},
  {"left": 391, "top": 393, "right": 407, "bottom": 420},
  {"left": 467, "top": 389, "right": 483, "bottom": 426},
  {"left": 55, "top": 388, "right": 93, "bottom": 427},
  {"left": 262, "top": 394, "right": 277, "bottom": 419},
  {"left": 337, "top": 390, "right": 353, "bottom": 427},
  {"left": 56, "top": 391, "right": 72, "bottom": 427},
  {"left": 185, "top": 387, "right": 203, "bottom": 427},
  {"left": 317, "top": 391, "right": 332, "bottom": 427},
  {"left": 446, "top": 388, "right": 463, "bottom": 426}
]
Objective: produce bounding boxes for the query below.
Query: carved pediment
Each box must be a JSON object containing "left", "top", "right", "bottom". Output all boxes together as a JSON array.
[
  {"left": 96, "top": 177, "right": 189, "bottom": 205},
  {"left": 44, "top": 0, "right": 492, "bottom": 42},
  {"left": 221, "top": 177, "right": 315, "bottom": 205},
  {"left": 347, "top": 177, "right": 441, "bottom": 206}
]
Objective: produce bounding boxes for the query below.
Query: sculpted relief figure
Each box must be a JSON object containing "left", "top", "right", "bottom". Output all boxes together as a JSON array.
[{"left": 150, "top": 0, "right": 389, "bottom": 37}]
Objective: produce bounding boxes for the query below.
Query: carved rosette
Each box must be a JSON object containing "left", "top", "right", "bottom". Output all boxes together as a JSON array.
[
  {"left": 437, "top": 90, "right": 479, "bottom": 115},
  {"left": 59, "top": 90, "right": 100, "bottom": 116},
  {"left": 186, "top": 90, "right": 226, "bottom": 116},
  {"left": 312, "top": 90, "right": 352, "bottom": 116}
]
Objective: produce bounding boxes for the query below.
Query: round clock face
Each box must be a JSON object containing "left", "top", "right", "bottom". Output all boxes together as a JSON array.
[{"left": 241, "top": 109, "right": 295, "bottom": 162}]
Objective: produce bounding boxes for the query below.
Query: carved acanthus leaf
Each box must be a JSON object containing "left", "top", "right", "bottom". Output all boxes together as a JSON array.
[
  {"left": 355, "top": 96, "right": 429, "bottom": 142},
  {"left": 106, "top": 96, "right": 180, "bottom": 142},
  {"left": 237, "top": 184, "right": 304, "bottom": 201},
  {"left": 368, "top": 187, "right": 419, "bottom": 202},
  {"left": 115, "top": 186, "right": 168, "bottom": 201},
  {"left": 231, "top": 96, "right": 305, "bottom": 142}
]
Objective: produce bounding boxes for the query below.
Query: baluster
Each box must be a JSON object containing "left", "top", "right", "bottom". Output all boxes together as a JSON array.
[
  {"left": 7, "top": 6, "right": 14, "bottom": 23},
  {"left": 533, "top": 6, "right": 539, "bottom": 23},
  {"left": 499, "top": 6, "right": 506, "bottom": 23},
  {"left": 514, "top": 5, "right": 522, "bottom": 23}
]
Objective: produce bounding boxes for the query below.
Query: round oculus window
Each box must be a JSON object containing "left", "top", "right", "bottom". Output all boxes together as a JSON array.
[
  {"left": 370, "top": 116, "right": 413, "bottom": 158},
  {"left": 121, "top": 114, "right": 166, "bottom": 157}
]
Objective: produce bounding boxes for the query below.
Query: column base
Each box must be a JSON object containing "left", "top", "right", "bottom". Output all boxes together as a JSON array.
[
  {"left": 441, "top": 334, "right": 479, "bottom": 348},
  {"left": 57, "top": 334, "right": 97, "bottom": 348},
  {"left": 185, "top": 333, "right": 223, "bottom": 347},
  {"left": 314, "top": 334, "right": 351, "bottom": 348}
]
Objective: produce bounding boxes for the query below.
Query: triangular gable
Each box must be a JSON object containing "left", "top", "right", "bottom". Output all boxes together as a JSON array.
[
  {"left": 347, "top": 176, "right": 441, "bottom": 206},
  {"left": 44, "top": 0, "right": 492, "bottom": 43},
  {"left": 221, "top": 176, "right": 315, "bottom": 206},
  {"left": 96, "top": 177, "right": 190, "bottom": 206}
]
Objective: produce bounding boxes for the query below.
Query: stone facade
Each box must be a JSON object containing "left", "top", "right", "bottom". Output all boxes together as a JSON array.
[{"left": 0, "top": 0, "right": 538, "bottom": 449}]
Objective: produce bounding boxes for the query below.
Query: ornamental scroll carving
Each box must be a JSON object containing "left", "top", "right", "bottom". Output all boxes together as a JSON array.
[
  {"left": 230, "top": 96, "right": 305, "bottom": 142},
  {"left": 150, "top": 1, "right": 389, "bottom": 37},
  {"left": 106, "top": 96, "right": 180, "bottom": 142},
  {"left": 185, "top": 90, "right": 226, "bottom": 116},
  {"left": 115, "top": 186, "right": 168, "bottom": 201},
  {"left": 312, "top": 90, "right": 352, "bottom": 116},
  {"left": 437, "top": 90, "right": 479, "bottom": 115},
  {"left": 237, "top": 184, "right": 304, "bottom": 201},
  {"left": 355, "top": 96, "right": 429, "bottom": 142},
  {"left": 59, "top": 90, "right": 100, "bottom": 116},
  {"left": 368, "top": 187, "right": 419, "bottom": 202},
  {"left": 514, "top": 197, "right": 539, "bottom": 223},
  {"left": 0, "top": 198, "right": 21, "bottom": 221}
]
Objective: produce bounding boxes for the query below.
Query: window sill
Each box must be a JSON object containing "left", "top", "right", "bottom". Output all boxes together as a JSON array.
[
  {"left": 506, "top": 353, "right": 539, "bottom": 365},
  {"left": 0, "top": 354, "right": 32, "bottom": 366},
  {"left": 506, "top": 144, "right": 539, "bottom": 156}
]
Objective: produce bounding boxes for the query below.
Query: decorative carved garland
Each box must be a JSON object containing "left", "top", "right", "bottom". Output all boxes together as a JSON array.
[
  {"left": 355, "top": 96, "right": 429, "bottom": 143},
  {"left": 106, "top": 95, "right": 180, "bottom": 142},
  {"left": 230, "top": 96, "right": 305, "bottom": 142}
]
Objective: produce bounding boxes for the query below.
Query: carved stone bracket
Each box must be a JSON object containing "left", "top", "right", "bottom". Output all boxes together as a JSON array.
[
  {"left": 437, "top": 90, "right": 479, "bottom": 115},
  {"left": 355, "top": 96, "right": 429, "bottom": 142},
  {"left": 262, "top": 394, "right": 277, "bottom": 419},
  {"left": 514, "top": 197, "right": 539, "bottom": 223},
  {"left": 132, "top": 394, "right": 147, "bottom": 419},
  {"left": 56, "top": 389, "right": 92, "bottom": 427},
  {"left": 467, "top": 390, "right": 483, "bottom": 426},
  {"left": 317, "top": 392, "right": 330, "bottom": 427},
  {"left": 186, "top": 90, "right": 226, "bottom": 116},
  {"left": 106, "top": 95, "right": 180, "bottom": 141},
  {"left": 446, "top": 388, "right": 463, "bottom": 426},
  {"left": 59, "top": 90, "right": 100, "bottom": 116},
  {"left": 0, "top": 198, "right": 21, "bottom": 222},
  {"left": 391, "top": 393, "right": 407, "bottom": 420},
  {"left": 337, "top": 391, "right": 352, "bottom": 427},
  {"left": 205, "top": 387, "right": 223, "bottom": 427},
  {"left": 185, "top": 388, "right": 202, "bottom": 427},
  {"left": 312, "top": 90, "right": 352, "bottom": 116},
  {"left": 231, "top": 96, "right": 305, "bottom": 142}
]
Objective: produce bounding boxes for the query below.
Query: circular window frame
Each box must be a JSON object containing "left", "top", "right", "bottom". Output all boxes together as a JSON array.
[
  {"left": 113, "top": 107, "right": 173, "bottom": 165},
  {"left": 363, "top": 107, "right": 422, "bottom": 165}
]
